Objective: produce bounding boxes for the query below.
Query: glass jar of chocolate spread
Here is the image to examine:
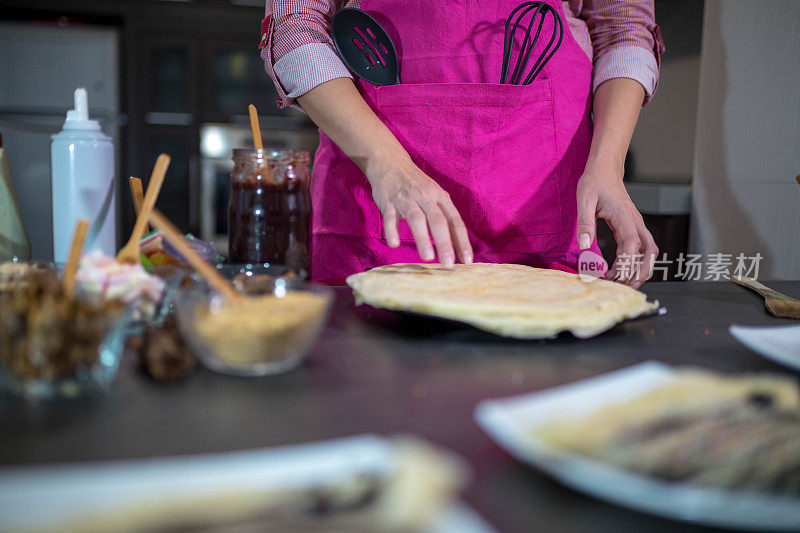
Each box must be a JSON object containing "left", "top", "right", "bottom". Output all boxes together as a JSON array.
[{"left": 228, "top": 149, "right": 310, "bottom": 276}]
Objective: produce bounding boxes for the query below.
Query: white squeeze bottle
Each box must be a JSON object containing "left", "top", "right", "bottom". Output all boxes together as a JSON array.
[{"left": 51, "top": 87, "right": 116, "bottom": 263}]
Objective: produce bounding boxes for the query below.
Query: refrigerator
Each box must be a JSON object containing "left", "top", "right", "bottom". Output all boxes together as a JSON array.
[{"left": 0, "top": 22, "right": 119, "bottom": 261}]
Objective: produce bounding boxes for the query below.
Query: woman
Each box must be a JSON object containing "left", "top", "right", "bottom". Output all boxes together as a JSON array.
[{"left": 260, "top": 1, "right": 664, "bottom": 287}]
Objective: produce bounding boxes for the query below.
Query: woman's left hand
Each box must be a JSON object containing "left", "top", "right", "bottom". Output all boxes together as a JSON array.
[{"left": 575, "top": 161, "right": 658, "bottom": 289}]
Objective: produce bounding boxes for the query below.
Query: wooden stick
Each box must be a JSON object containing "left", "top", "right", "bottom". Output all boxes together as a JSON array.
[
  {"left": 128, "top": 176, "right": 148, "bottom": 233},
  {"left": 247, "top": 104, "right": 276, "bottom": 184},
  {"left": 148, "top": 209, "right": 241, "bottom": 303},
  {"left": 117, "top": 154, "right": 170, "bottom": 263},
  {"left": 248, "top": 104, "right": 263, "bottom": 151},
  {"left": 129, "top": 176, "right": 144, "bottom": 217},
  {"left": 62, "top": 219, "right": 90, "bottom": 298}
]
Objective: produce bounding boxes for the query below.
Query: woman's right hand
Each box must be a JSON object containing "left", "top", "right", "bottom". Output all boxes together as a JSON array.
[
  {"left": 366, "top": 151, "right": 473, "bottom": 267},
  {"left": 296, "top": 78, "right": 472, "bottom": 266}
]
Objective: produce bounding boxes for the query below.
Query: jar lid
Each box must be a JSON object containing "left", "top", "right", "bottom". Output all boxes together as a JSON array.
[{"left": 232, "top": 148, "right": 310, "bottom": 161}]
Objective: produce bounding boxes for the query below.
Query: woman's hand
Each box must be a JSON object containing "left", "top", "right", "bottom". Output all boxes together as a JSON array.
[
  {"left": 578, "top": 78, "right": 658, "bottom": 289},
  {"left": 576, "top": 160, "right": 657, "bottom": 288},
  {"left": 297, "top": 78, "right": 472, "bottom": 266},
  {"left": 366, "top": 152, "right": 472, "bottom": 267}
]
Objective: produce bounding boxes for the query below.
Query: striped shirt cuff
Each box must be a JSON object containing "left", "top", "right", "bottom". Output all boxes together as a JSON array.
[
  {"left": 593, "top": 45, "right": 659, "bottom": 106},
  {"left": 274, "top": 42, "right": 353, "bottom": 102}
]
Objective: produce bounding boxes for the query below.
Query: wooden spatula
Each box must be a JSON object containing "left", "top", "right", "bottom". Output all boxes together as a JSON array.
[
  {"left": 733, "top": 276, "right": 800, "bottom": 319},
  {"left": 62, "top": 219, "right": 90, "bottom": 298},
  {"left": 117, "top": 154, "right": 170, "bottom": 264},
  {"left": 149, "top": 209, "right": 241, "bottom": 303}
]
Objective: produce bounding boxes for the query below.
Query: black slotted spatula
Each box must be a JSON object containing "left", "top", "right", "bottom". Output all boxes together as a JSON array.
[{"left": 331, "top": 8, "right": 400, "bottom": 86}]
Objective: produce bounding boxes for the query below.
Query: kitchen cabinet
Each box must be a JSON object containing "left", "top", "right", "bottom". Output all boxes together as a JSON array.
[
  {"left": 130, "top": 30, "right": 312, "bottom": 239},
  {"left": 143, "top": 126, "right": 197, "bottom": 233},
  {"left": 201, "top": 39, "right": 309, "bottom": 127},
  {"left": 137, "top": 35, "right": 199, "bottom": 235},
  {"left": 144, "top": 38, "right": 196, "bottom": 121}
]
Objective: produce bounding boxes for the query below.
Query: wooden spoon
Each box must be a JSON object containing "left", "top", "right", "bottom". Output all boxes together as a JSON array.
[
  {"left": 733, "top": 276, "right": 800, "bottom": 319},
  {"left": 128, "top": 176, "right": 148, "bottom": 233},
  {"left": 149, "top": 209, "right": 241, "bottom": 303},
  {"left": 62, "top": 219, "right": 90, "bottom": 298},
  {"left": 117, "top": 154, "right": 170, "bottom": 263}
]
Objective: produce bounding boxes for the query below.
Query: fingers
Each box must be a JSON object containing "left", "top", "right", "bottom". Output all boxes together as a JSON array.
[
  {"left": 631, "top": 226, "right": 658, "bottom": 289},
  {"left": 618, "top": 224, "right": 642, "bottom": 286},
  {"left": 437, "top": 193, "right": 473, "bottom": 264},
  {"left": 402, "top": 202, "right": 436, "bottom": 262},
  {"left": 601, "top": 205, "right": 639, "bottom": 285},
  {"left": 418, "top": 196, "right": 455, "bottom": 267},
  {"left": 381, "top": 204, "right": 400, "bottom": 248},
  {"left": 576, "top": 191, "right": 598, "bottom": 250},
  {"left": 384, "top": 180, "right": 472, "bottom": 266},
  {"left": 603, "top": 205, "right": 658, "bottom": 289}
]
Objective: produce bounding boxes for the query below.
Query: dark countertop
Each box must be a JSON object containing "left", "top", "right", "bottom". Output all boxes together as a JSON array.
[{"left": 2, "top": 281, "right": 799, "bottom": 533}]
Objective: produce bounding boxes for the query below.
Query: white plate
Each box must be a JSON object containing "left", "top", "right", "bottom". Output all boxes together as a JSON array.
[
  {"left": 475, "top": 362, "right": 800, "bottom": 531},
  {"left": 0, "top": 435, "right": 494, "bottom": 533},
  {"left": 730, "top": 324, "right": 800, "bottom": 371}
]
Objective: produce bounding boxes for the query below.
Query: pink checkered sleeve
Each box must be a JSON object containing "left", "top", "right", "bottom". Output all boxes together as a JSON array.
[
  {"left": 260, "top": 1, "right": 664, "bottom": 109},
  {"left": 578, "top": 0, "right": 665, "bottom": 104},
  {"left": 261, "top": 0, "right": 356, "bottom": 109}
]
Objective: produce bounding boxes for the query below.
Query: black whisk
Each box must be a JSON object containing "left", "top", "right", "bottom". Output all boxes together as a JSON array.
[{"left": 500, "top": 1, "right": 565, "bottom": 85}]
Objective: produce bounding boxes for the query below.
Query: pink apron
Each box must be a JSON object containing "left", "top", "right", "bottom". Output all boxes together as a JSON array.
[{"left": 310, "top": 0, "right": 601, "bottom": 281}]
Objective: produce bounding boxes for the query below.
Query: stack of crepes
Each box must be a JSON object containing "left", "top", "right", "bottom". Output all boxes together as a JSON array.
[{"left": 346, "top": 263, "right": 658, "bottom": 339}]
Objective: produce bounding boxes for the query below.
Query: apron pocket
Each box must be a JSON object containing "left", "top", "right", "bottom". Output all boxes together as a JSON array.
[{"left": 364, "top": 80, "right": 563, "bottom": 250}]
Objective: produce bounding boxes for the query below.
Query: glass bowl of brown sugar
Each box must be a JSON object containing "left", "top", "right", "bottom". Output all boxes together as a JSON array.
[{"left": 174, "top": 278, "right": 332, "bottom": 377}]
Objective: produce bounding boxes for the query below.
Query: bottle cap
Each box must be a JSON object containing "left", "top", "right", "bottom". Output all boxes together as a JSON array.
[{"left": 62, "top": 88, "right": 101, "bottom": 131}]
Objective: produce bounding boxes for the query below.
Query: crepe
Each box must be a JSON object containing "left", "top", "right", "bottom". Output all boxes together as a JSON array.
[
  {"left": 537, "top": 369, "right": 800, "bottom": 451},
  {"left": 23, "top": 437, "right": 467, "bottom": 533},
  {"left": 534, "top": 370, "right": 800, "bottom": 493},
  {"left": 346, "top": 263, "right": 658, "bottom": 338}
]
